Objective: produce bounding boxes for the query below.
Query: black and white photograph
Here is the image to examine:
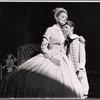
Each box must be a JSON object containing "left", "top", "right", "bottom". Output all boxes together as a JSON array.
[{"left": 0, "top": 1, "right": 100, "bottom": 99}]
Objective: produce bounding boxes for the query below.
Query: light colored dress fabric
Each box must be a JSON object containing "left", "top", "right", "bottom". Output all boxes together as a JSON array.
[{"left": 0, "top": 25, "right": 84, "bottom": 98}]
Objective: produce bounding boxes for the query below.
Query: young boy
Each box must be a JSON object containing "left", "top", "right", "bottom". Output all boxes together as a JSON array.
[{"left": 63, "top": 20, "right": 89, "bottom": 98}]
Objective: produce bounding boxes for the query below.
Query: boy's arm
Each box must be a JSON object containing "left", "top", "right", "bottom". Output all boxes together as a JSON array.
[
  {"left": 79, "top": 42, "right": 86, "bottom": 71},
  {"left": 77, "top": 41, "right": 86, "bottom": 81}
]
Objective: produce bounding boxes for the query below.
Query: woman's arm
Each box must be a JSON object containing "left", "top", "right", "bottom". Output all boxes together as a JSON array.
[
  {"left": 41, "top": 28, "right": 60, "bottom": 65},
  {"left": 41, "top": 28, "right": 58, "bottom": 58},
  {"left": 41, "top": 28, "right": 51, "bottom": 58}
]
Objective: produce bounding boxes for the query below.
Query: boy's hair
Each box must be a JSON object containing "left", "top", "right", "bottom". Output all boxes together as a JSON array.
[{"left": 66, "top": 20, "right": 74, "bottom": 28}]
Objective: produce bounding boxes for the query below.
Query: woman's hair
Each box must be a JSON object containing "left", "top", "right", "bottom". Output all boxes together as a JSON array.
[
  {"left": 53, "top": 7, "right": 68, "bottom": 20},
  {"left": 66, "top": 20, "right": 75, "bottom": 28}
]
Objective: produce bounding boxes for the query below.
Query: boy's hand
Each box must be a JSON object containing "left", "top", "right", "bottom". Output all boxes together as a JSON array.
[
  {"left": 79, "top": 36, "right": 86, "bottom": 44},
  {"left": 77, "top": 70, "right": 85, "bottom": 81}
]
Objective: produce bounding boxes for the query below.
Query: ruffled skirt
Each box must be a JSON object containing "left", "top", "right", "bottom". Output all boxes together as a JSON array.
[{"left": 0, "top": 51, "right": 84, "bottom": 98}]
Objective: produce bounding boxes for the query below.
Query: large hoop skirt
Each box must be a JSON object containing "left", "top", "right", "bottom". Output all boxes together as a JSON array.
[{"left": 0, "top": 51, "right": 83, "bottom": 98}]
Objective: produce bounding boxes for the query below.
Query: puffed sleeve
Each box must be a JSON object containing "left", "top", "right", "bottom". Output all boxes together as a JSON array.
[
  {"left": 41, "top": 28, "right": 51, "bottom": 58},
  {"left": 41, "top": 27, "right": 59, "bottom": 58},
  {"left": 41, "top": 27, "right": 61, "bottom": 58}
]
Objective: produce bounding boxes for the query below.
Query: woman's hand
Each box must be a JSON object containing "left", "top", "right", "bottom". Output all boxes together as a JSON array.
[
  {"left": 49, "top": 57, "right": 60, "bottom": 66},
  {"left": 44, "top": 49, "right": 60, "bottom": 58}
]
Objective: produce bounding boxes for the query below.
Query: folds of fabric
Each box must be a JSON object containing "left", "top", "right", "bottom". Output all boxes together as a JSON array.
[
  {"left": 0, "top": 25, "right": 84, "bottom": 98},
  {"left": 0, "top": 51, "right": 83, "bottom": 98}
]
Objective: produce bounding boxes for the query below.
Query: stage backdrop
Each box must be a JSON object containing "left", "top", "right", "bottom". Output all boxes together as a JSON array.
[{"left": 0, "top": 2, "right": 100, "bottom": 98}]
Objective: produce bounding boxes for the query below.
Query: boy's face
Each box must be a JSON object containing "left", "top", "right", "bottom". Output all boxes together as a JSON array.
[{"left": 63, "top": 25, "right": 73, "bottom": 36}]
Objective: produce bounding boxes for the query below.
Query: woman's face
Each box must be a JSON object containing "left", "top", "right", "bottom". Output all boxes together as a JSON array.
[{"left": 57, "top": 12, "right": 68, "bottom": 26}]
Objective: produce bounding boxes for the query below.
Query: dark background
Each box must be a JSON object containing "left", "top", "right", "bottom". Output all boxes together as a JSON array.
[
  {"left": 0, "top": 2, "right": 100, "bottom": 71},
  {"left": 0, "top": 2, "right": 100, "bottom": 98}
]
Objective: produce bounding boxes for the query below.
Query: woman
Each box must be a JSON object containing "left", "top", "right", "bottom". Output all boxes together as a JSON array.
[
  {"left": 0, "top": 8, "right": 84, "bottom": 98},
  {"left": 63, "top": 20, "right": 89, "bottom": 98}
]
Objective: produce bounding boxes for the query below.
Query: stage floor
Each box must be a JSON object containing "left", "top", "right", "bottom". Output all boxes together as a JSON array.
[{"left": 0, "top": 98, "right": 100, "bottom": 100}]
